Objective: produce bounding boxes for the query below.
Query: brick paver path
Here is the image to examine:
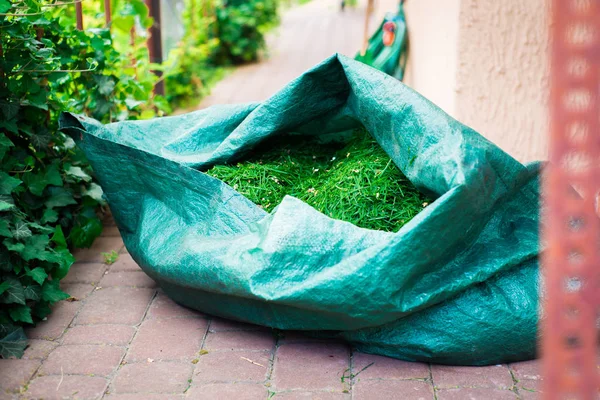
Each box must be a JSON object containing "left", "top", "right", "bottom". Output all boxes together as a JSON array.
[
  {"left": 0, "top": 220, "right": 545, "bottom": 399},
  {"left": 1, "top": 1, "right": 547, "bottom": 399},
  {"left": 199, "top": 0, "right": 398, "bottom": 107}
]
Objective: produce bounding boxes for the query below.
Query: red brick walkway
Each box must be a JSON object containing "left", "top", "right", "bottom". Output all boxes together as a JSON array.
[{"left": 0, "top": 221, "right": 543, "bottom": 399}]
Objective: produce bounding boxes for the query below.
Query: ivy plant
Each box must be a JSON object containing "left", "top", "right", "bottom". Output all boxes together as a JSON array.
[{"left": 0, "top": 0, "right": 165, "bottom": 358}]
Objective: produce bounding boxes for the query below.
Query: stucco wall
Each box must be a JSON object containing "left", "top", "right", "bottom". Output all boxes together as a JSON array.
[
  {"left": 403, "top": 0, "right": 461, "bottom": 118},
  {"left": 404, "top": 0, "right": 550, "bottom": 163}
]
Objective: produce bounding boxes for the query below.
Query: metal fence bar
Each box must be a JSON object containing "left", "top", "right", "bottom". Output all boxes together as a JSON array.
[
  {"left": 145, "top": 0, "right": 165, "bottom": 95},
  {"left": 542, "top": 0, "right": 600, "bottom": 399},
  {"left": 104, "top": 0, "right": 111, "bottom": 26},
  {"left": 75, "top": 0, "right": 83, "bottom": 30}
]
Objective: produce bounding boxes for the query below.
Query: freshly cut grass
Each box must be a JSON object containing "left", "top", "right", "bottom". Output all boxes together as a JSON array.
[{"left": 206, "top": 129, "right": 430, "bottom": 232}]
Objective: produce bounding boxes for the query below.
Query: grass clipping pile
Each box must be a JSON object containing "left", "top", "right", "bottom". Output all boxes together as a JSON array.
[{"left": 207, "top": 129, "right": 430, "bottom": 232}]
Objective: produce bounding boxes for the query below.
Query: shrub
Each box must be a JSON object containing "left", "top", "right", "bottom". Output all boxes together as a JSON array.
[
  {"left": 210, "top": 0, "right": 279, "bottom": 64},
  {"left": 0, "top": 0, "right": 165, "bottom": 358}
]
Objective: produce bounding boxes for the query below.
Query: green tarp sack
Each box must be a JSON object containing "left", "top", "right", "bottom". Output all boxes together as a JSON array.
[
  {"left": 355, "top": 3, "right": 408, "bottom": 79},
  {"left": 60, "top": 54, "right": 539, "bottom": 366}
]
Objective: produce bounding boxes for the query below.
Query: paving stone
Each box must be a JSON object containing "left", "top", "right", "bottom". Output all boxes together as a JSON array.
[
  {"left": 510, "top": 360, "right": 541, "bottom": 381},
  {"left": 278, "top": 331, "right": 334, "bottom": 344},
  {"left": 0, "top": 359, "right": 40, "bottom": 393},
  {"left": 41, "top": 344, "right": 125, "bottom": 376},
  {"left": 27, "top": 301, "right": 80, "bottom": 340},
  {"left": 0, "top": 391, "right": 14, "bottom": 400},
  {"left": 186, "top": 383, "right": 267, "bottom": 399},
  {"left": 352, "top": 352, "right": 429, "bottom": 380},
  {"left": 61, "top": 263, "right": 107, "bottom": 284},
  {"left": 273, "top": 391, "right": 350, "bottom": 399},
  {"left": 25, "top": 375, "right": 108, "bottom": 399},
  {"left": 113, "top": 362, "right": 192, "bottom": 393},
  {"left": 519, "top": 379, "right": 541, "bottom": 391},
  {"left": 353, "top": 379, "right": 433, "bottom": 400},
  {"left": 193, "top": 351, "right": 270, "bottom": 382},
  {"left": 436, "top": 388, "right": 518, "bottom": 399},
  {"left": 76, "top": 287, "right": 155, "bottom": 325},
  {"left": 204, "top": 330, "right": 275, "bottom": 351},
  {"left": 22, "top": 339, "right": 58, "bottom": 360},
  {"left": 126, "top": 318, "right": 207, "bottom": 362},
  {"left": 431, "top": 365, "right": 514, "bottom": 389},
  {"left": 61, "top": 283, "right": 96, "bottom": 300},
  {"left": 518, "top": 379, "right": 542, "bottom": 399},
  {"left": 273, "top": 342, "right": 350, "bottom": 391},
  {"left": 106, "top": 394, "right": 184, "bottom": 400},
  {"left": 109, "top": 254, "right": 140, "bottom": 272},
  {"left": 73, "top": 237, "right": 124, "bottom": 262},
  {"left": 99, "top": 271, "right": 157, "bottom": 288},
  {"left": 520, "top": 389, "right": 541, "bottom": 399},
  {"left": 62, "top": 325, "right": 135, "bottom": 346},
  {"left": 147, "top": 291, "right": 204, "bottom": 319},
  {"left": 209, "top": 318, "right": 263, "bottom": 332}
]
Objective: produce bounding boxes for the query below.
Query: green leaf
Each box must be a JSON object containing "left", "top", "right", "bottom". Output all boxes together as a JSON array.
[
  {"left": 0, "top": 248, "right": 11, "bottom": 272},
  {"left": 32, "top": 301, "right": 51, "bottom": 319},
  {"left": 23, "top": 172, "right": 47, "bottom": 197},
  {"left": 90, "top": 36, "right": 105, "bottom": 52},
  {"left": 0, "top": 134, "right": 14, "bottom": 161},
  {"left": 23, "top": 90, "right": 48, "bottom": 110},
  {"left": 0, "top": 172, "right": 21, "bottom": 195},
  {"left": 45, "top": 164, "right": 63, "bottom": 187},
  {"left": 45, "top": 188, "right": 76, "bottom": 209},
  {"left": 41, "top": 208, "right": 58, "bottom": 224},
  {"left": 84, "top": 183, "right": 104, "bottom": 202},
  {"left": 27, "top": 222, "right": 53, "bottom": 234},
  {"left": 27, "top": 267, "right": 48, "bottom": 285},
  {"left": 20, "top": 235, "right": 50, "bottom": 262},
  {"left": 8, "top": 305, "right": 33, "bottom": 324},
  {"left": 69, "top": 217, "right": 103, "bottom": 248},
  {"left": 24, "top": 165, "right": 62, "bottom": 197},
  {"left": 0, "top": 281, "right": 10, "bottom": 295},
  {"left": 4, "top": 239, "right": 25, "bottom": 254},
  {"left": 1, "top": 277, "right": 25, "bottom": 305},
  {"left": 51, "top": 225, "right": 67, "bottom": 248},
  {"left": 93, "top": 75, "right": 116, "bottom": 96},
  {"left": 0, "top": 220, "right": 11, "bottom": 237},
  {"left": 0, "top": 120, "right": 19, "bottom": 134},
  {"left": 0, "top": 197, "right": 15, "bottom": 212},
  {"left": 12, "top": 221, "right": 32, "bottom": 240},
  {"left": 48, "top": 72, "right": 70, "bottom": 85},
  {"left": 112, "top": 15, "right": 135, "bottom": 32},
  {"left": 0, "top": 325, "right": 27, "bottom": 359},
  {"left": 0, "top": 0, "right": 12, "bottom": 14},
  {"left": 41, "top": 280, "right": 69, "bottom": 303},
  {"left": 23, "top": 284, "right": 41, "bottom": 301},
  {"left": 65, "top": 166, "right": 91, "bottom": 182},
  {"left": 50, "top": 247, "right": 74, "bottom": 280}
]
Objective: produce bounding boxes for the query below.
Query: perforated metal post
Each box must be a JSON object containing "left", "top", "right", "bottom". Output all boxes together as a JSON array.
[{"left": 542, "top": 0, "right": 600, "bottom": 399}]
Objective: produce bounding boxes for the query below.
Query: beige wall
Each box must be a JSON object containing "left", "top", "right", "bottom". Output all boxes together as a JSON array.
[
  {"left": 404, "top": 0, "right": 550, "bottom": 163},
  {"left": 403, "top": 0, "right": 461, "bottom": 117}
]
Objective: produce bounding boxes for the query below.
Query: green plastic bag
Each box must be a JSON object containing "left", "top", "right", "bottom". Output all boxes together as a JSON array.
[
  {"left": 61, "top": 55, "right": 539, "bottom": 365},
  {"left": 355, "top": 3, "right": 408, "bottom": 79}
]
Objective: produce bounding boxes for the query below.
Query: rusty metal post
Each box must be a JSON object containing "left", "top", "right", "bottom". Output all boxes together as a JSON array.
[
  {"left": 75, "top": 0, "right": 83, "bottom": 30},
  {"left": 145, "top": 0, "right": 165, "bottom": 95},
  {"left": 104, "top": 0, "right": 112, "bottom": 26},
  {"left": 542, "top": 0, "right": 600, "bottom": 399}
]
